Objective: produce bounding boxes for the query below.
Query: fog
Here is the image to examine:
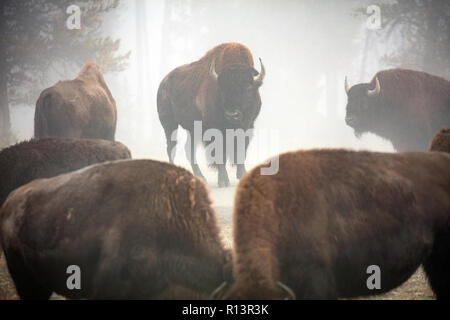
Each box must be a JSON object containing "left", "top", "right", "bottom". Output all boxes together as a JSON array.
[
  {"left": 12, "top": 0, "right": 447, "bottom": 170},
  {"left": 2, "top": 1, "right": 448, "bottom": 300}
]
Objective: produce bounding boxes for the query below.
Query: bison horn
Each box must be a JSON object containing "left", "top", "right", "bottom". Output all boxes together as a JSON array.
[
  {"left": 253, "top": 58, "right": 265, "bottom": 85},
  {"left": 345, "top": 76, "right": 350, "bottom": 95},
  {"left": 367, "top": 76, "right": 380, "bottom": 97},
  {"left": 277, "top": 281, "right": 296, "bottom": 300},
  {"left": 209, "top": 59, "right": 218, "bottom": 81},
  {"left": 210, "top": 281, "right": 228, "bottom": 299}
]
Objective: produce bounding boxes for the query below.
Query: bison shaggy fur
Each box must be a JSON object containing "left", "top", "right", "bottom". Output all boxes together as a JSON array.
[
  {"left": 0, "top": 138, "right": 131, "bottom": 207},
  {"left": 430, "top": 128, "right": 450, "bottom": 153},
  {"left": 0, "top": 159, "right": 231, "bottom": 299},
  {"left": 34, "top": 62, "right": 117, "bottom": 140},
  {"left": 345, "top": 69, "right": 450, "bottom": 151},
  {"left": 224, "top": 149, "right": 450, "bottom": 299},
  {"left": 157, "top": 42, "right": 265, "bottom": 187}
]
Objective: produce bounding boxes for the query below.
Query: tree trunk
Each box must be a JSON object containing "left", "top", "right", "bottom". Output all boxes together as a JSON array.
[
  {"left": 421, "top": 3, "right": 441, "bottom": 76},
  {"left": 0, "top": 2, "right": 11, "bottom": 147},
  {"left": 0, "top": 73, "right": 10, "bottom": 145}
]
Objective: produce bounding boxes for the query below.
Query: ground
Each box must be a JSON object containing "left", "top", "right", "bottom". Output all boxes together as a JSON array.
[{"left": 0, "top": 168, "right": 436, "bottom": 300}]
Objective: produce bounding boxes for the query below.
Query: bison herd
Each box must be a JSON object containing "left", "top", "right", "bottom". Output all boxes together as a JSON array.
[{"left": 0, "top": 42, "right": 449, "bottom": 300}]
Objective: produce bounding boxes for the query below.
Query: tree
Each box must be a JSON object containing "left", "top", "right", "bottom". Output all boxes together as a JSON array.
[
  {"left": 0, "top": 0, "right": 130, "bottom": 147},
  {"left": 355, "top": 0, "right": 450, "bottom": 79}
]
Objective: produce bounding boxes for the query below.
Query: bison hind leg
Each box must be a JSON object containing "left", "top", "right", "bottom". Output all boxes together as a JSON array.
[
  {"left": 4, "top": 249, "right": 52, "bottom": 300},
  {"left": 423, "top": 232, "right": 450, "bottom": 300}
]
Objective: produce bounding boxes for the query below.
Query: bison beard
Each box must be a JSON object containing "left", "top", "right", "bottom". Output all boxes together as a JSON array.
[
  {"left": 34, "top": 62, "right": 117, "bottom": 141},
  {"left": 157, "top": 43, "right": 265, "bottom": 187},
  {"left": 345, "top": 69, "right": 450, "bottom": 151},
  {"left": 0, "top": 159, "right": 231, "bottom": 299},
  {"left": 224, "top": 149, "right": 450, "bottom": 299}
]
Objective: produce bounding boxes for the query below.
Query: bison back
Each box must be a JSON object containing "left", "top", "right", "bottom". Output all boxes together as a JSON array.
[
  {"left": 0, "top": 159, "right": 227, "bottom": 299},
  {"left": 227, "top": 149, "right": 450, "bottom": 299},
  {"left": 0, "top": 138, "right": 131, "bottom": 207}
]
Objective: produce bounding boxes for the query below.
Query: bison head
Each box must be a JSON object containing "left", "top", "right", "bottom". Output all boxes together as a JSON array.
[
  {"left": 210, "top": 58, "right": 265, "bottom": 127},
  {"left": 344, "top": 76, "right": 381, "bottom": 138}
]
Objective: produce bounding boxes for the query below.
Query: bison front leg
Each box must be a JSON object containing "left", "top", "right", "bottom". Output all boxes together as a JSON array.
[
  {"left": 218, "top": 142, "right": 230, "bottom": 187},
  {"left": 236, "top": 164, "right": 246, "bottom": 179},
  {"left": 235, "top": 133, "right": 250, "bottom": 179},
  {"left": 185, "top": 130, "right": 206, "bottom": 181},
  {"left": 218, "top": 164, "right": 230, "bottom": 188},
  {"left": 158, "top": 113, "right": 178, "bottom": 163}
]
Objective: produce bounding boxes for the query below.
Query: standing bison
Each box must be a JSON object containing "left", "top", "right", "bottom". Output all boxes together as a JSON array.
[
  {"left": 430, "top": 128, "right": 450, "bottom": 152},
  {"left": 223, "top": 150, "right": 450, "bottom": 299},
  {"left": 0, "top": 138, "right": 131, "bottom": 207},
  {"left": 34, "top": 62, "right": 117, "bottom": 140},
  {"left": 157, "top": 43, "right": 265, "bottom": 187},
  {"left": 0, "top": 159, "right": 231, "bottom": 299},
  {"left": 345, "top": 69, "right": 450, "bottom": 151}
]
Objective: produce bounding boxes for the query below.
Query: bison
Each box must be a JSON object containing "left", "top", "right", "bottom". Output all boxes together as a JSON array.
[
  {"left": 0, "top": 159, "right": 231, "bottom": 299},
  {"left": 430, "top": 128, "right": 450, "bottom": 152},
  {"left": 222, "top": 149, "right": 450, "bottom": 299},
  {"left": 0, "top": 138, "right": 131, "bottom": 207},
  {"left": 345, "top": 69, "right": 450, "bottom": 151},
  {"left": 34, "top": 62, "right": 117, "bottom": 140},
  {"left": 157, "top": 42, "right": 265, "bottom": 187}
]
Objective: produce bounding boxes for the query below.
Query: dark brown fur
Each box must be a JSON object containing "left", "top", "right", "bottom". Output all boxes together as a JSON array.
[
  {"left": 346, "top": 69, "right": 450, "bottom": 151},
  {"left": 34, "top": 62, "right": 117, "bottom": 140},
  {"left": 429, "top": 128, "right": 450, "bottom": 152},
  {"left": 0, "top": 138, "right": 131, "bottom": 206},
  {"left": 157, "top": 43, "right": 264, "bottom": 187},
  {"left": 0, "top": 159, "right": 231, "bottom": 299},
  {"left": 224, "top": 149, "right": 450, "bottom": 299}
]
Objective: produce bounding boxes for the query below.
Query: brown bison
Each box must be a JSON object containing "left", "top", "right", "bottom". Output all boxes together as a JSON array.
[
  {"left": 345, "top": 69, "right": 450, "bottom": 151},
  {"left": 0, "top": 138, "right": 131, "bottom": 207},
  {"left": 34, "top": 62, "right": 117, "bottom": 140},
  {"left": 0, "top": 159, "right": 231, "bottom": 299},
  {"left": 157, "top": 43, "right": 265, "bottom": 187},
  {"left": 222, "top": 149, "right": 450, "bottom": 299},
  {"left": 430, "top": 128, "right": 450, "bottom": 152}
]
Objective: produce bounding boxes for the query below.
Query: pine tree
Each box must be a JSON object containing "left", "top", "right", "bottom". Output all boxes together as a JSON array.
[
  {"left": 0, "top": 0, "right": 130, "bottom": 147},
  {"left": 355, "top": 0, "right": 450, "bottom": 79}
]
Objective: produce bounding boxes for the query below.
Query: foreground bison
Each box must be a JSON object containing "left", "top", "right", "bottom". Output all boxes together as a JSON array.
[
  {"left": 223, "top": 149, "right": 450, "bottom": 299},
  {"left": 34, "top": 62, "right": 117, "bottom": 140},
  {"left": 345, "top": 69, "right": 450, "bottom": 151},
  {"left": 0, "top": 138, "right": 131, "bottom": 206},
  {"left": 0, "top": 160, "right": 231, "bottom": 299},
  {"left": 430, "top": 128, "right": 450, "bottom": 152},
  {"left": 157, "top": 42, "right": 265, "bottom": 187}
]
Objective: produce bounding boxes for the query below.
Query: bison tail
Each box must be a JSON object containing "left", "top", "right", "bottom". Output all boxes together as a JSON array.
[{"left": 34, "top": 93, "right": 50, "bottom": 138}]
